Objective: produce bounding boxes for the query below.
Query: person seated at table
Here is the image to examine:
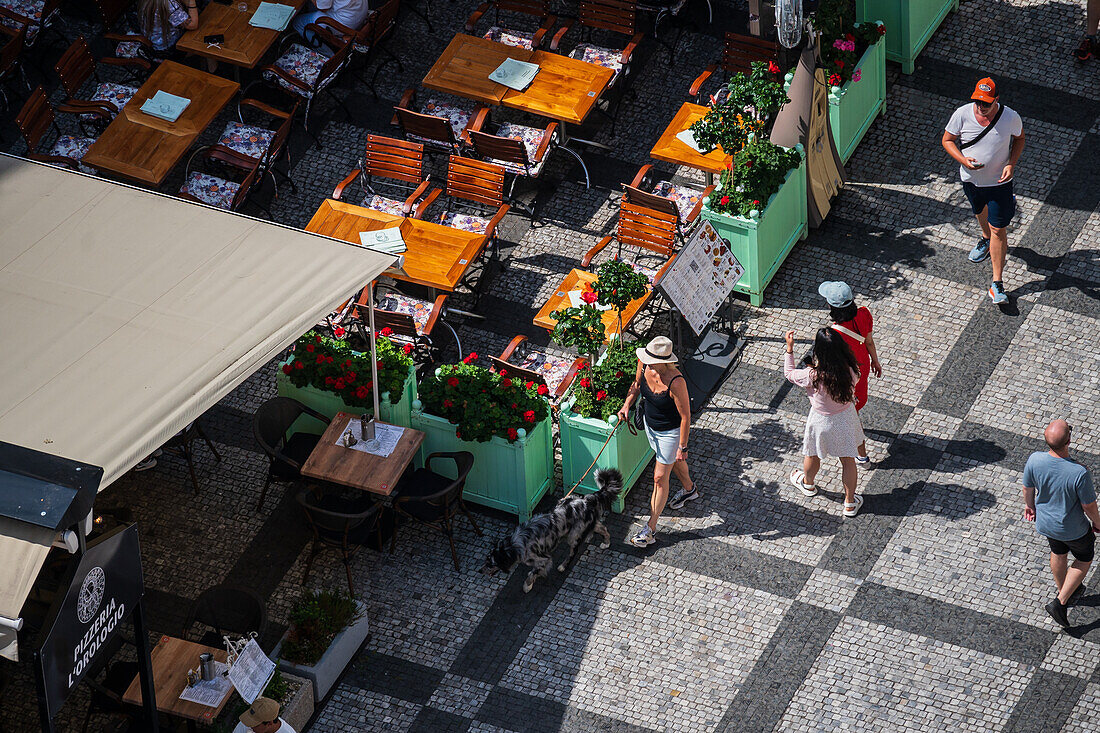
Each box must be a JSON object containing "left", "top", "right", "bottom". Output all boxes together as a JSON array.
[
  {"left": 292, "top": 0, "right": 370, "bottom": 50},
  {"left": 233, "top": 697, "right": 297, "bottom": 733},
  {"left": 137, "top": 0, "right": 200, "bottom": 54}
]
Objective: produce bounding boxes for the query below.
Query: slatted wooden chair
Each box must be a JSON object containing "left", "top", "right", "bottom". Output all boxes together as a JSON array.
[
  {"left": 0, "top": 21, "right": 27, "bottom": 115},
  {"left": 550, "top": 0, "right": 644, "bottom": 134},
  {"left": 15, "top": 85, "right": 109, "bottom": 174},
  {"left": 0, "top": 0, "right": 62, "bottom": 50},
  {"left": 393, "top": 87, "right": 487, "bottom": 156},
  {"left": 351, "top": 284, "right": 462, "bottom": 364},
  {"left": 208, "top": 95, "right": 299, "bottom": 198},
  {"left": 465, "top": 0, "right": 556, "bottom": 51},
  {"left": 624, "top": 163, "right": 713, "bottom": 236},
  {"left": 689, "top": 31, "right": 777, "bottom": 106},
  {"left": 332, "top": 134, "right": 431, "bottom": 216},
  {"left": 582, "top": 200, "right": 678, "bottom": 286},
  {"left": 54, "top": 37, "right": 148, "bottom": 133},
  {"left": 491, "top": 335, "right": 588, "bottom": 404},
  {"left": 178, "top": 146, "right": 264, "bottom": 213}
]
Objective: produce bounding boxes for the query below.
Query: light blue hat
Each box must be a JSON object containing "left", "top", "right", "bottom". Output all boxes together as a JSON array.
[{"left": 817, "top": 281, "right": 854, "bottom": 308}]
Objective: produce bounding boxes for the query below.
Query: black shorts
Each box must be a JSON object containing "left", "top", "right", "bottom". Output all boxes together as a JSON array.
[
  {"left": 1047, "top": 530, "right": 1096, "bottom": 562},
  {"left": 962, "top": 181, "right": 1016, "bottom": 228}
]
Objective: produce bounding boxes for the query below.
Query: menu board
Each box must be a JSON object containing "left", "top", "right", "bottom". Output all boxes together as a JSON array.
[
  {"left": 658, "top": 220, "right": 744, "bottom": 336},
  {"left": 228, "top": 639, "right": 276, "bottom": 705}
]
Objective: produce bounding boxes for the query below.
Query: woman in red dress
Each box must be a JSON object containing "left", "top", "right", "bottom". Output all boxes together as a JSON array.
[{"left": 818, "top": 282, "right": 882, "bottom": 462}]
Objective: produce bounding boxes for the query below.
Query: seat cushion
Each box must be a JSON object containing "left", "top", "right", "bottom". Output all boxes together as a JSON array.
[
  {"left": 421, "top": 97, "right": 472, "bottom": 142},
  {"left": 363, "top": 193, "right": 405, "bottom": 215},
  {"left": 378, "top": 293, "right": 431, "bottom": 335},
  {"left": 628, "top": 260, "right": 661, "bottom": 284},
  {"left": 90, "top": 82, "right": 137, "bottom": 116},
  {"left": 518, "top": 350, "right": 573, "bottom": 396},
  {"left": 263, "top": 43, "right": 327, "bottom": 98},
  {"left": 439, "top": 211, "right": 490, "bottom": 234},
  {"left": 570, "top": 43, "right": 622, "bottom": 82},
  {"left": 488, "top": 122, "right": 548, "bottom": 177},
  {"left": 0, "top": 0, "right": 44, "bottom": 42},
  {"left": 651, "top": 180, "right": 702, "bottom": 225},
  {"left": 115, "top": 40, "right": 142, "bottom": 58},
  {"left": 482, "top": 26, "right": 535, "bottom": 49},
  {"left": 218, "top": 121, "right": 275, "bottom": 160},
  {"left": 180, "top": 171, "right": 241, "bottom": 210},
  {"left": 49, "top": 135, "right": 96, "bottom": 174}
]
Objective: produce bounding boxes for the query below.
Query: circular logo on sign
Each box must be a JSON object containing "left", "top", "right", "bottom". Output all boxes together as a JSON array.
[{"left": 76, "top": 567, "right": 105, "bottom": 624}]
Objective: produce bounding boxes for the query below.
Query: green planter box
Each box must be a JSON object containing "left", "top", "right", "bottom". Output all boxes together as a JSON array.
[
  {"left": 857, "top": 0, "right": 957, "bottom": 74},
  {"left": 559, "top": 407, "right": 652, "bottom": 514},
  {"left": 410, "top": 402, "right": 554, "bottom": 521},
  {"left": 701, "top": 147, "right": 807, "bottom": 307},
  {"left": 276, "top": 359, "right": 418, "bottom": 434},
  {"left": 822, "top": 29, "right": 886, "bottom": 164}
]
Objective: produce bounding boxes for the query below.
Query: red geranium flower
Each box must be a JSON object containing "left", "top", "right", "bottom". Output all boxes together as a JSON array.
[
  {"left": 345, "top": 359, "right": 352, "bottom": 368},
  {"left": 580, "top": 378, "right": 591, "bottom": 388},
  {"left": 295, "top": 361, "right": 304, "bottom": 370},
  {"left": 507, "top": 428, "right": 518, "bottom": 440},
  {"left": 845, "top": 32, "right": 855, "bottom": 42},
  {"left": 877, "top": 24, "right": 886, "bottom": 35},
  {"left": 346, "top": 371, "right": 356, "bottom": 382},
  {"left": 511, "top": 403, "right": 517, "bottom": 409},
  {"left": 356, "top": 386, "right": 370, "bottom": 399},
  {"left": 447, "top": 377, "right": 459, "bottom": 388},
  {"left": 525, "top": 381, "right": 535, "bottom": 390},
  {"left": 836, "top": 59, "right": 844, "bottom": 68},
  {"left": 403, "top": 343, "right": 413, "bottom": 355},
  {"left": 615, "top": 371, "right": 624, "bottom": 377},
  {"left": 443, "top": 399, "right": 453, "bottom": 408},
  {"left": 325, "top": 376, "right": 335, "bottom": 385},
  {"left": 828, "top": 73, "right": 842, "bottom": 86},
  {"left": 334, "top": 379, "right": 345, "bottom": 390},
  {"left": 581, "top": 291, "right": 598, "bottom": 304},
  {"left": 753, "top": 199, "right": 761, "bottom": 206},
  {"left": 380, "top": 327, "right": 393, "bottom": 337},
  {"left": 316, "top": 355, "right": 325, "bottom": 364},
  {"left": 333, "top": 327, "right": 345, "bottom": 338},
  {"left": 596, "top": 390, "right": 607, "bottom": 401},
  {"left": 537, "top": 384, "right": 549, "bottom": 396},
  {"left": 463, "top": 352, "right": 478, "bottom": 364},
  {"left": 282, "top": 364, "right": 293, "bottom": 374},
  {"left": 767, "top": 60, "right": 780, "bottom": 74},
  {"left": 501, "top": 378, "right": 512, "bottom": 388},
  {"left": 305, "top": 343, "right": 315, "bottom": 353},
  {"left": 326, "top": 356, "right": 334, "bottom": 363},
  {"left": 719, "top": 195, "right": 730, "bottom": 205},
  {"left": 499, "top": 369, "right": 508, "bottom": 377},
  {"left": 523, "top": 410, "right": 536, "bottom": 423},
  {"left": 314, "top": 335, "right": 322, "bottom": 343}
]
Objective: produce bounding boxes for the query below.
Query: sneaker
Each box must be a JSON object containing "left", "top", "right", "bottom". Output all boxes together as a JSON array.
[
  {"left": 843, "top": 494, "right": 864, "bottom": 517},
  {"left": 1046, "top": 598, "right": 1070, "bottom": 629},
  {"left": 152, "top": 448, "right": 163, "bottom": 457},
  {"left": 668, "top": 487, "right": 700, "bottom": 510},
  {"left": 988, "top": 281, "right": 1008, "bottom": 304},
  {"left": 133, "top": 456, "right": 157, "bottom": 472},
  {"left": 856, "top": 455, "right": 871, "bottom": 465},
  {"left": 789, "top": 470, "right": 818, "bottom": 497},
  {"left": 968, "top": 237, "right": 990, "bottom": 263},
  {"left": 1073, "top": 35, "right": 1097, "bottom": 62},
  {"left": 629, "top": 527, "right": 656, "bottom": 547}
]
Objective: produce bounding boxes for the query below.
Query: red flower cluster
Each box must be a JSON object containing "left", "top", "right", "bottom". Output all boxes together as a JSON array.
[
  {"left": 719, "top": 195, "right": 730, "bottom": 205},
  {"left": 380, "top": 327, "right": 393, "bottom": 337},
  {"left": 581, "top": 290, "right": 598, "bottom": 304},
  {"left": 448, "top": 377, "right": 460, "bottom": 387},
  {"left": 537, "top": 384, "right": 549, "bottom": 396},
  {"left": 596, "top": 390, "right": 607, "bottom": 401},
  {"left": 507, "top": 428, "right": 518, "bottom": 440},
  {"left": 580, "top": 377, "right": 591, "bottom": 388},
  {"left": 523, "top": 410, "right": 536, "bottom": 423},
  {"left": 767, "top": 60, "right": 780, "bottom": 74},
  {"left": 403, "top": 343, "right": 414, "bottom": 355},
  {"left": 828, "top": 73, "right": 842, "bottom": 86},
  {"left": 333, "top": 327, "right": 346, "bottom": 338}
]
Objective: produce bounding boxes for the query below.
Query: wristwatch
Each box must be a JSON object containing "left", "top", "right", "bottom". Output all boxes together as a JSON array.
[{"left": 679, "top": 445, "right": 688, "bottom": 452}]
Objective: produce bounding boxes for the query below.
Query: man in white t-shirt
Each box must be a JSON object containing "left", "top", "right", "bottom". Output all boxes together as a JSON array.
[
  {"left": 292, "top": 0, "right": 370, "bottom": 48},
  {"left": 941, "top": 77, "right": 1025, "bottom": 305},
  {"left": 232, "top": 697, "right": 297, "bottom": 733}
]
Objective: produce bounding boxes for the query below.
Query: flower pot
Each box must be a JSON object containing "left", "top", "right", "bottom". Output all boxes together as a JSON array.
[
  {"left": 276, "top": 360, "right": 418, "bottom": 433},
  {"left": 856, "top": 0, "right": 957, "bottom": 74},
  {"left": 559, "top": 407, "right": 653, "bottom": 513},
  {"left": 273, "top": 600, "right": 370, "bottom": 701},
  {"left": 277, "top": 673, "right": 315, "bottom": 732},
  {"left": 701, "top": 147, "right": 807, "bottom": 307},
  {"left": 410, "top": 403, "right": 554, "bottom": 521}
]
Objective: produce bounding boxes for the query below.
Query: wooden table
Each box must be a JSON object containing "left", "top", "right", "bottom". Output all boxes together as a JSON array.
[
  {"left": 533, "top": 268, "right": 651, "bottom": 342},
  {"left": 502, "top": 50, "right": 613, "bottom": 125},
  {"left": 306, "top": 199, "right": 487, "bottom": 292},
  {"left": 122, "top": 636, "right": 232, "bottom": 726},
  {"left": 650, "top": 102, "right": 732, "bottom": 180},
  {"left": 423, "top": 34, "right": 527, "bottom": 105},
  {"left": 177, "top": 0, "right": 305, "bottom": 69},
  {"left": 82, "top": 61, "right": 239, "bottom": 186},
  {"left": 301, "top": 414, "right": 425, "bottom": 495}
]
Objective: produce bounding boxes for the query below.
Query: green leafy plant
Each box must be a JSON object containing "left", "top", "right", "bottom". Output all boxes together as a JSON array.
[
  {"left": 549, "top": 299, "right": 606, "bottom": 360},
  {"left": 592, "top": 260, "right": 648, "bottom": 346},
  {"left": 419, "top": 357, "right": 550, "bottom": 443},
  {"left": 281, "top": 589, "right": 363, "bottom": 666},
  {"left": 708, "top": 138, "right": 801, "bottom": 218},
  {"left": 281, "top": 328, "right": 413, "bottom": 412},
  {"left": 690, "top": 61, "right": 788, "bottom": 153},
  {"left": 569, "top": 341, "right": 640, "bottom": 422},
  {"left": 814, "top": 0, "right": 885, "bottom": 86}
]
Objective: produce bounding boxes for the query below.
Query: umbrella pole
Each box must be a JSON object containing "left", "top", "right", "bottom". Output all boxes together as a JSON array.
[{"left": 368, "top": 280, "right": 381, "bottom": 420}]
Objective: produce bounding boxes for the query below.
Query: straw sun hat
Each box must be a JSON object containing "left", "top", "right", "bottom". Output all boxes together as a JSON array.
[{"left": 636, "top": 336, "right": 678, "bottom": 365}]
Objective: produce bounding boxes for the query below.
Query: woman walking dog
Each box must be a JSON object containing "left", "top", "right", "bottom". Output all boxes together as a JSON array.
[
  {"left": 617, "top": 337, "right": 697, "bottom": 547},
  {"left": 784, "top": 328, "right": 866, "bottom": 517}
]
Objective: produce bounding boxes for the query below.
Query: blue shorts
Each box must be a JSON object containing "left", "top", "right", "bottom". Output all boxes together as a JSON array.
[{"left": 962, "top": 181, "right": 1016, "bottom": 228}]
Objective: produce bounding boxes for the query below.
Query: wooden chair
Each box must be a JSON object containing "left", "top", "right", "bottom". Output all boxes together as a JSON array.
[
  {"left": 624, "top": 163, "right": 713, "bottom": 235},
  {"left": 178, "top": 146, "right": 264, "bottom": 213},
  {"left": 208, "top": 95, "right": 299, "bottom": 198},
  {"left": 550, "top": 0, "right": 644, "bottom": 134},
  {"left": 350, "top": 284, "right": 462, "bottom": 364},
  {"left": 332, "top": 134, "right": 431, "bottom": 216},
  {"left": 491, "top": 335, "right": 587, "bottom": 403},
  {"left": 582, "top": 200, "right": 678, "bottom": 286},
  {"left": 0, "top": 0, "right": 62, "bottom": 50},
  {"left": 54, "top": 37, "right": 145, "bottom": 131},
  {"left": 390, "top": 451, "right": 480, "bottom": 572},
  {"left": 322, "top": 0, "right": 400, "bottom": 95},
  {"left": 393, "top": 87, "right": 487, "bottom": 156},
  {"left": 465, "top": 0, "right": 556, "bottom": 51},
  {"left": 689, "top": 31, "right": 777, "bottom": 105},
  {"left": 15, "top": 86, "right": 108, "bottom": 173},
  {"left": 0, "top": 22, "right": 27, "bottom": 115}
]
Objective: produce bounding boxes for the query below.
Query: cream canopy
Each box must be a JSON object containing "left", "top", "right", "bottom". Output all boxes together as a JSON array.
[{"left": 0, "top": 155, "right": 395, "bottom": 657}]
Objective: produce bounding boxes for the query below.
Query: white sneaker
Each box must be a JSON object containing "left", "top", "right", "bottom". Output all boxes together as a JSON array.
[
  {"left": 133, "top": 456, "right": 157, "bottom": 472},
  {"left": 629, "top": 527, "right": 656, "bottom": 547}
]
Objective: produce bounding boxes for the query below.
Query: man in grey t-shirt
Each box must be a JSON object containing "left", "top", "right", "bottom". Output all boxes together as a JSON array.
[
  {"left": 941, "top": 77, "right": 1025, "bottom": 305},
  {"left": 1022, "top": 419, "right": 1099, "bottom": 628}
]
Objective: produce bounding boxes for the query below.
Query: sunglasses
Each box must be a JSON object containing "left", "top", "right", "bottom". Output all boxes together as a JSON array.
[{"left": 975, "top": 100, "right": 994, "bottom": 109}]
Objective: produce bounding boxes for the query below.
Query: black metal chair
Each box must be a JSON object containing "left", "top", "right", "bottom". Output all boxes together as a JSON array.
[
  {"left": 252, "top": 397, "right": 330, "bottom": 512},
  {"left": 297, "top": 491, "right": 383, "bottom": 594},
  {"left": 390, "top": 451, "right": 480, "bottom": 571},
  {"left": 80, "top": 633, "right": 139, "bottom": 733},
  {"left": 163, "top": 420, "right": 221, "bottom": 495},
  {"left": 184, "top": 585, "right": 267, "bottom": 649}
]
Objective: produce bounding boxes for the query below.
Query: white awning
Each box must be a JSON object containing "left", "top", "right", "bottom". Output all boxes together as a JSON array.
[{"left": 0, "top": 155, "right": 394, "bottom": 656}]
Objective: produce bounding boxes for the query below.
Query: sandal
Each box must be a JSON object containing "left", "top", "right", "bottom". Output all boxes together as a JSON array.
[
  {"left": 843, "top": 495, "right": 864, "bottom": 517},
  {"left": 789, "top": 469, "right": 818, "bottom": 497}
]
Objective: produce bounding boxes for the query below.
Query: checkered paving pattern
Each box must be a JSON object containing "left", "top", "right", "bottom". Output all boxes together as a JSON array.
[{"left": 2, "top": 0, "right": 1100, "bottom": 731}]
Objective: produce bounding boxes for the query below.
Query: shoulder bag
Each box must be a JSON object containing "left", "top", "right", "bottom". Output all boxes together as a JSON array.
[{"left": 958, "top": 105, "right": 1004, "bottom": 150}]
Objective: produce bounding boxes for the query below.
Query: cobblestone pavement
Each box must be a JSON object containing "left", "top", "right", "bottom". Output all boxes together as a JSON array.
[{"left": 3, "top": 0, "right": 1100, "bottom": 731}]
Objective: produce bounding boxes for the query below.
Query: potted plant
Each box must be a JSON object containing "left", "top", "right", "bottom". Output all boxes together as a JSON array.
[
  {"left": 549, "top": 294, "right": 606, "bottom": 366},
  {"left": 855, "top": 0, "right": 956, "bottom": 74},
  {"left": 803, "top": 1, "right": 887, "bottom": 163},
  {"left": 690, "top": 60, "right": 789, "bottom": 156},
  {"left": 410, "top": 358, "right": 554, "bottom": 520},
  {"left": 701, "top": 138, "right": 807, "bottom": 306},
  {"left": 591, "top": 259, "right": 649, "bottom": 339},
  {"left": 276, "top": 328, "right": 417, "bottom": 432},
  {"left": 215, "top": 669, "right": 315, "bottom": 733},
  {"left": 559, "top": 339, "right": 653, "bottom": 512},
  {"left": 273, "top": 589, "right": 370, "bottom": 701}
]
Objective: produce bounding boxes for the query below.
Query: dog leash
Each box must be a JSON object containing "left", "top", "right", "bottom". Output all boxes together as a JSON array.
[{"left": 562, "top": 420, "right": 621, "bottom": 499}]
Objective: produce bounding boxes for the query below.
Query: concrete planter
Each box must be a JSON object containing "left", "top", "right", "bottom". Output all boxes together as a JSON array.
[
  {"left": 273, "top": 600, "right": 370, "bottom": 701},
  {"left": 276, "top": 360, "right": 418, "bottom": 433},
  {"left": 559, "top": 407, "right": 652, "bottom": 513},
  {"left": 278, "top": 673, "right": 314, "bottom": 732},
  {"left": 410, "top": 402, "right": 554, "bottom": 521},
  {"left": 701, "top": 147, "right": 807, "bottom": 307},
  {"left": 856, "top": 0, "right": 957, "bottom": 74}
]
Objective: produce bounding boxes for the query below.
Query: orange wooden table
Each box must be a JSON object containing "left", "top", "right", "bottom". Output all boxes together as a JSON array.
[
  {"left": 501, "top": 50, "right": 613, "bottom": 125},
  {"left": 306, "top": 199, "right": 487, "bottom": 292},
  {"left": 650, "top": 102, "right": 732, "bottom": 176},
  {"left": 82, "top": 61, "right": 238, "bottom": 186},
  {"left": 534, "top": 268, "right": 651, "bottom": 342},
  {"left": 122, "top": 636, "right": 232, "bottom": 725},
  {"left": 301, "top": 414, "right": 425, "bottom": 496},
  {"left": 177, "top": 0, "right": 305, "bottom": 69},
  {"left": 423, "top": 34, "right": 530, "bottom": 105}
]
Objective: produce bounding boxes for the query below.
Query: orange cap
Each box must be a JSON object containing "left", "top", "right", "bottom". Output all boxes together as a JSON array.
[{"left": 971, "top": 78, "right": 997, "bottom": 103}]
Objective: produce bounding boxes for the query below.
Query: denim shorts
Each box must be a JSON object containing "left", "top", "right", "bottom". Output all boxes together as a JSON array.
[
  {"left": 643, "top": 419, "right": 680, "bottom": 465},
  {"left": 962, "top": 180, "right": 1016, "bottom": 228}
]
